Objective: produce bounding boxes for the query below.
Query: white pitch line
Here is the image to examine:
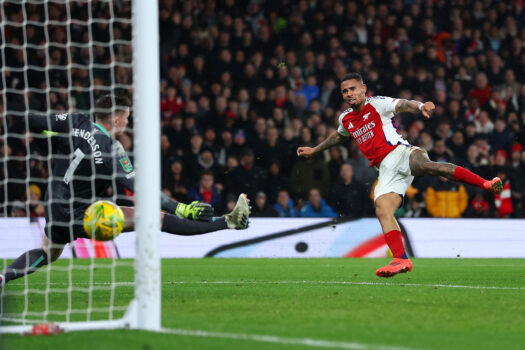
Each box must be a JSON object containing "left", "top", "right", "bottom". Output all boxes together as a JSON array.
[
  {"left": 159, "top": 327, "right": 422, "bottom": 350},
  {"left": 8, "top": 280, "right": 525, "bottom": 291}
]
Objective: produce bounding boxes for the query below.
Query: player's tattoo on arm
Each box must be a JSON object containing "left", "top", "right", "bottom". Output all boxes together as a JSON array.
[
  {"left": 409, "top": 150, "right": 457, "bottom": 179},
  {"left": 395, "top": 99, "right": 423, "bottom": 114},
  {"left": 313, "top": 131, "right": 348, "bottom": 153}
]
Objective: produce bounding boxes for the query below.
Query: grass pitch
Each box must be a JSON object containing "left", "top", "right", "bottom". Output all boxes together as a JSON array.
[{"left": 2, "top": 258, "right": 525, "bottom": 350}]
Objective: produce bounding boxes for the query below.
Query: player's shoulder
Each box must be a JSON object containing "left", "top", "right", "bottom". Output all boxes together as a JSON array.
[
  {"left": 51, "top": 111, "right": 88, "bottom": 123},
  {"left": 338, "top": 107, "right": 354, "bottom": 121},
  {"left": 369, "top": 95, "right": 396, "bottom": 102},
  {"left": 368, "top": 95, "right": 399, "bottom": 109}
]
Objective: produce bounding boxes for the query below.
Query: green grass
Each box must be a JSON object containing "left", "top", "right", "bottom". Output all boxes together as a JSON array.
[{"left": 2, "top": 258, "right": 525, "bottom": 350}]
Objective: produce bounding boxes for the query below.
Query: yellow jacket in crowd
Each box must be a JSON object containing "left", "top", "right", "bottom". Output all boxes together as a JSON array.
[{"left": 425, "top": 183, "right": 468, "bottom": 218}]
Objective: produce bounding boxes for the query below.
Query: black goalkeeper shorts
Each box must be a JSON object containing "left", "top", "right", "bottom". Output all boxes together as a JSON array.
[{"left": 44, "top": 202, "right": 90, "bottom": 244}]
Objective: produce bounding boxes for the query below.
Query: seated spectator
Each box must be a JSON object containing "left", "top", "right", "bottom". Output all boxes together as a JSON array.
[
  {"left": 474, "top": 134, "right": 491, "bottom": 166},
  {"left": 273, "top": 190, "right": 299, "bottom": 217},
  {"left": 264, "top": 161, "right": 292, "bottom": 204},
  {"left": 230, "top": 148, "right": 265, "bottom": 200},
  {"left": 465, "top": 192, "right": 491, "bottom": 218},
  {"left": 447, "top": 130, "right": 466, "bottom": 162},
  {"left": 11, "top": 200, "right": 26, "bottom": 217},
  {"left": 327, "top": 146, "right": 346, "bottom": 183},
  {"left": 425, "top": 177, "right": 468, "bottom": 218},
  {"left": 463, "top": 122, "right": 478, "bottom": 148},
  {"left": 291, "top": 153, "right": 331, "bottom": 200},
  {"left": 463, "top": 144, "right": 490, "bottom": 181},
  {"left": 474, "top": 110, "right": 494, "bottom": 134},
  {"left": 468, "top": 73, "right": 491, "bottom": 107},
  {"left": 428, "top": 138, "right": 455, "bottom": 163},
  {"left": 297, "top": 75, "right": 320, "bottom": 106},
  {"left": 330, "top": 163, "right": 370, "bottom": 218},
  {"left": 300, "top": 188, "right": 337, "bottom": 218},
  {"left": 192, "top": 147, "right": 224, "bottom": 181},
  {"left": 489, "top": 117, "right": 513, "bottom": 154},
  {"left": 223, "top": 194, "right": 237, "bottom": 214},
  {"left": 417, "top": 129, "right": 434, "bottom": 152},
  {"left": 435, "top": 119, "right": 452, "bottom": 140},
  {"left": 251, "top": 191, "right": 278, "bottom": 217},
  {"left": 261, "top": 126, "right": 284, "bottom": 168},
  {"left": 27, "top": 184, "right": 44, "bottom": 217},
  {"left": 187, "top": 170, "right": 223, "bottom": 214},
  {"left": 161, "top": 134, "right": 178, "bottom": 188},
  {"left": 166, "top": 161, "right": 190, "bottom": 204},
  {"left": 160, "top": 86, "right": 184, "bottom": 119},
  {"left": 184, "top": 132, "right": 204, "bottom": 179},
  {"left": 493, "top": 169, "right": 513, "bottom": 218}
]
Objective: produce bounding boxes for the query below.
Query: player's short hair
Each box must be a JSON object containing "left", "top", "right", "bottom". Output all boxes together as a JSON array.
[
  {"left": 94, "top": 94, "right": 131, "bottom": 123},
  {"left": 340, "top": 73, "right": 364, "bottom": 85}
]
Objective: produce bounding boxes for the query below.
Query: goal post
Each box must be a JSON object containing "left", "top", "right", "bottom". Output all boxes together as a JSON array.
[
  {"left": 131, "top": 0, "right": 161, "bottom": 331},
  {"left": 0, "top": 0, "right": 161, "bottom": 333}
]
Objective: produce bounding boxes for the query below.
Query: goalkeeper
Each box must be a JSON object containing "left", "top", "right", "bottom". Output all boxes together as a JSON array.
[{"left": 0, "top": 95, "right": 250, "bottom": 286}]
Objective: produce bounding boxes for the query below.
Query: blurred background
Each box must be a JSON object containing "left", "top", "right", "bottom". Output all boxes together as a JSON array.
[{"left": 2, "top": 0, "right": 525, "bottom": 221}]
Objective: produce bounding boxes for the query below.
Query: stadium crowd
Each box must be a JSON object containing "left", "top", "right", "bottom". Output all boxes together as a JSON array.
[{"left": 2, "top": 0, "right": 525, "bottom": 219}]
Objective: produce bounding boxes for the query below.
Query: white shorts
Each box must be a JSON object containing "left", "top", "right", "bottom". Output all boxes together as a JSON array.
[{"left": 374, "top": 145, "right": 421, "bottom": 202}]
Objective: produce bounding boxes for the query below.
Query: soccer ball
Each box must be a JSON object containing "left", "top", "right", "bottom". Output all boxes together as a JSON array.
[{"left": 83, "top": 200, "right": 125, "bottom": 241}]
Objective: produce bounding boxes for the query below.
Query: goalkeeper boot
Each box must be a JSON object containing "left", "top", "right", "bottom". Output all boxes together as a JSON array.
[
  {"left": 375, "top": 258, "right": 413, "bottom": 278},
  {"left": 225, "top": 193, "right": 250, "bottom": 229},
  {"left": 483, "top": 177, "right": 503, "bottom": 195}
]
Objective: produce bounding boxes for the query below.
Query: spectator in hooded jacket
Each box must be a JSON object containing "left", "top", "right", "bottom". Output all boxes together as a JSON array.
[
  {"left": 300, "top": 188, "right": 337, "bottom": 217},
  {"left": 251, "top": 191, "right": 278, "bottom": 217},
  {"left": 274, "top": 189, "right": 299, "bottom": 217}
]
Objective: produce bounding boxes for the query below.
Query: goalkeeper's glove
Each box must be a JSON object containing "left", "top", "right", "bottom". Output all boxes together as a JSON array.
[{"left": 175, "top": 201, "right": 214, "bottom": 222}]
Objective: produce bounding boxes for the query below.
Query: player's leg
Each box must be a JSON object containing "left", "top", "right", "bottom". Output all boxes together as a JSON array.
[
  {"left": 1, "top": 235, "right": 64, "bottom": 285},
  {"left": 409, "top": 150, "right": 503, "bottom": 194},
  {"left": 374, "top": 193, "right": 413, "bottom": 278},
  {"left": 120, "top": 193, "right": 250, "bottom": 235}
]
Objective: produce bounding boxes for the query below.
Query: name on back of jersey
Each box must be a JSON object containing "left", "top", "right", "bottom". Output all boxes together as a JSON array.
[{"left": 72, "top": 128, "right": 103, "bottom": 164}]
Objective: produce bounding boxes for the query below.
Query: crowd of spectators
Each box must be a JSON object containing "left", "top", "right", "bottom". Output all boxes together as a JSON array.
[{"left": 2, "top": 0, "right": 525, "bottom": 219}]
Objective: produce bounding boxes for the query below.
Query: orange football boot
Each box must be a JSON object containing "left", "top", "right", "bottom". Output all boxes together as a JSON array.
[
  {"left": 483, "top": 177, "right": 503, "bottom": 195},
  {"left": 375, "top": 258, "right": 413, "bottom": 278}
]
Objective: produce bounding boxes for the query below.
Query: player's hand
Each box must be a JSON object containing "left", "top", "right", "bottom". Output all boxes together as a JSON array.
[
  {"left": 421, "top": 102, "right": 435, "bottom": 119},
  {"left": 297, "top": 147, "right": 316, "bottom": 158},
  {"left": 175, "top": 201, "right": 214, "bottom": 222}
]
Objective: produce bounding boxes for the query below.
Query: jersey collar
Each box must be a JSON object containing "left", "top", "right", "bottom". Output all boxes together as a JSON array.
[{"left": 94, "top": 123, "right": 111, "bottom": 138}]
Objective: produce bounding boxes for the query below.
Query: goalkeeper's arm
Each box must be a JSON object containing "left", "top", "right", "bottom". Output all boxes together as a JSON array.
[
  {"left": 114, "top": 168, "right": 214, "bottom": 222},
  {"left": 26, "top": 112, "right": 73, "bottom": 134},
  {"left": 161, "top": 193, "right": 214, "bottom": 222}
]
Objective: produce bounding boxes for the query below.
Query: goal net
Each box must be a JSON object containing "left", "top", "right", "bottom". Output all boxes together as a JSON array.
[{"left": 0, "top": 0, "right": 160, "bottom": 333}]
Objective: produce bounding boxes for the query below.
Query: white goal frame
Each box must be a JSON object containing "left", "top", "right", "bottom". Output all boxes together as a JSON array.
[{"left": 0, "top": 0, "right": 161, "bottom": 334}]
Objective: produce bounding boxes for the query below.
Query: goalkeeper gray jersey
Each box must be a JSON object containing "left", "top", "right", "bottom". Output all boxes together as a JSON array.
[{"left": 27, "top": 112, "right": 177, "bottom": 213}]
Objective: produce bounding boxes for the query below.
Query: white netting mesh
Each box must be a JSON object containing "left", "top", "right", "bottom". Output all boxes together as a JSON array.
[{"left": 1, "top": 0, "right": 136, "bottom": 326}]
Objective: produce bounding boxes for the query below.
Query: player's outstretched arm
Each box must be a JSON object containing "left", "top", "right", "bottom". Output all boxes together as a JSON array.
[
  {"left": 119, "top": 178, "right": 214, "bottom": 222},
  {"left": 297, "top": 131, "right": 349, "bottom": 157},
  {"left": 174, "top": 200, "right": 214, "bottom": 222},
  {"left": 111, "top": 148, "right": 214, "bottom": 222},
  {"left": 26, "top": 113, "right": 71, "bottom": 134},
  {"left": 395, "top": 99, "right": 435, "bottom": 118}
]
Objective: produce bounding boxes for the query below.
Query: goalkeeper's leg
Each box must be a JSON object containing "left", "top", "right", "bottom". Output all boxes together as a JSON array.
[{"left": 1, "top": 235, "right": 64, "bottom": 285}]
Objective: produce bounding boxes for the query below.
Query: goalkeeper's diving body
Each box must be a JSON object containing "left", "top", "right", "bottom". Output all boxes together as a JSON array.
[
  {"left": 0, "top": 95, "right": 250, "bottom": 286},
  {"left": 297, "top": 73, "right": 503, "bottom": 278}
]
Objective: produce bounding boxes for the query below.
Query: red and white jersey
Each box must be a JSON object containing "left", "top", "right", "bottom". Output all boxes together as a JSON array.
[{"left": 337, "top": 96, "right": 409, "bottom": 167}]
